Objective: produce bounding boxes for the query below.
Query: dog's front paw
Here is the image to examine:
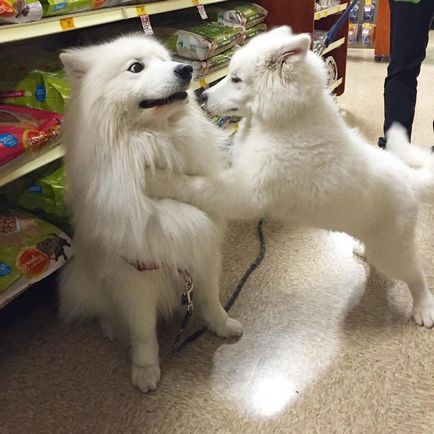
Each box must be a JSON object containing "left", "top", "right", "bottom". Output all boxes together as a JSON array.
[
  {"left": 131, "top": 363, "right": 161, "bottom": 393},
  {"left": 211, "top": 317, "right": 243, "bottom": 338},
  {"left": 413, "top": 298, "right": 434, "bottom": 329}
]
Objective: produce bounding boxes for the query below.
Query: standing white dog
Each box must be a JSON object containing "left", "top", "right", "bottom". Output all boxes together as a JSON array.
[
  {"left": 58, "top": 35, "right": 242, "bottom": 393},
  {"left": 145, "top": 26, "right": 434, "bottom": 328}
]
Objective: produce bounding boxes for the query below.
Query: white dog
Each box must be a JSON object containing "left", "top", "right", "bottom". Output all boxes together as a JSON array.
[
  {"left": 58, "top": 34, "right": 242, "bottom": 393},
  {"left": 145, "top": 26, "right": 434, "bottom": 328}
]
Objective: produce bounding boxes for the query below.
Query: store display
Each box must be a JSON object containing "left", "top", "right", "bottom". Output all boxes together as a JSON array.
[
  {"left": 207, "top": 1, "right": 267, "bottom": 29},
  {"left": 0, "top": 104, "right": 62, "bottom": 168},
  {"left": 243, "top": 22, "right": 267, "bottom": 43},
  {"left": 0, "top": 0, "right": 43, "bottom": 24},
  {"left": 0, "top": 161, "right": 70, "bottom": 230},
  {"left": 0, "top": 70, "right": 70, "bottom": 114},
  {"left": 174, "top": 46, "right": 236, "bottom": 79},
  {"left": 41, "top": 0, "right": 111, "bottom": 17},
  {"left": 348, "top": 0, "right": 377, "bottom": 47},
  {"left": 0, "top": 206, "right": 72, "bottom": 297},
  {"left": 158, "top": 21, "right": 244, "bottom": 60}
]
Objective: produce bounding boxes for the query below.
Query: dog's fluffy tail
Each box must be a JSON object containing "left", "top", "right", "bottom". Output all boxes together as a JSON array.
[{"left": 386, "top": 123, "right": 434, "bottom": 203}]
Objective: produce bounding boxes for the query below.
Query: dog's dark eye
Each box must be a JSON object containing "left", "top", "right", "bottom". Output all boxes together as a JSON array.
[
  {"left": 231, "top": 76, "right": 242, "bottom": 83},
  {"left": 128, "top": 62, "right": 144, "bottom": 73}
]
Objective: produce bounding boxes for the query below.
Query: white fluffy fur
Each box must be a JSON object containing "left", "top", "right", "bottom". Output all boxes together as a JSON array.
[
  {"left": 58, "top": 34, "right": 242, "bottom": 393},
  {"left": 146, "top": 26, "right": 434, "bottom": 329}
]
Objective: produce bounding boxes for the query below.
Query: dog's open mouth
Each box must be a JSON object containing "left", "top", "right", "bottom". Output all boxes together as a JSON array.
[{"left": 139, "top": 91, "right": 188, "bottom": 109}]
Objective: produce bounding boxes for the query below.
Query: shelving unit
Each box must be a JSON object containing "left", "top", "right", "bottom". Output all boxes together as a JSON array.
[
  {"left": 314, "top": 3, "right": 348, "bottom": 21},
  {"left": 0, "top": 0, "right": 230, "bottom": 43}
]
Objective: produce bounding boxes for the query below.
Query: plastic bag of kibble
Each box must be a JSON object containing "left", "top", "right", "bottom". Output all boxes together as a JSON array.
[
  {"left": 0, "top": 105, "right": 62, "bottom": 170},
  {"left": 158, "top": 21, "right": 244, "bottom": 61},
  {"left": 0, "top": 0, "right": 43, "bottom": 24},
  {"left": 0, "top": 70, "right": 70, "bottom": 114},
  {"left": 0, "top": 161, "right": 71, "bottom": 233},
  {"left": 207, "top": 2, "right": 268, "bottom": 29},
  {"left": 0, "top": 207, "right": 72, "bottom": 307}
]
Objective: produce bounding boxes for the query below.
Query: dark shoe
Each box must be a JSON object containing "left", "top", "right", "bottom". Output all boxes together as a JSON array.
[{"left": 378, "top": 137, "right": 386, "bottom": 149}]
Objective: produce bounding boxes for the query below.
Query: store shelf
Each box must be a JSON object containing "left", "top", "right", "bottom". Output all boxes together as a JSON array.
[
  {"left": 328, "top": 77, "right": 343, "bottom": 92},
  {"left": 322, "top": 37, "right": 346, "bottom": 55},
  {"left": 192, "top": 67, "right": 228, "bottom": 90},
  {"left": 0, "top": 68, "right": 229, "bottom": 187},
  {"left": 0, "top": 145, "right": 65, "bottom": 188},
  {"left": 0, "top": 0, "right": 230, "bottom": 44},
  {"left": 314, "top": 3, "right": 347, "bottom": 21}
]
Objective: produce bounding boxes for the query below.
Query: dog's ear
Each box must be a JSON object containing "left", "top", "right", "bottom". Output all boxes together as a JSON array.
[
  {"left": 60, "top": 48, "right": 92, "bottom": 80},
  {"left": 277, "top": 33, "right": 311, "bottom": 64}
]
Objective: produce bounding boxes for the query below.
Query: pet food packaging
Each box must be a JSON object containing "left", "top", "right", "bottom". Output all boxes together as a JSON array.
[
  {"left": 0, "top": 207, "right": 72, "bottom": 307},
  {"left": 173, "top": 46, "right": 236, "bottom": 78},
  {"left": 348, "top": 23, "right": 359, "bottom": 45},
  {"left": 361, "top": 23, "right": 376, "bottom": 45},
  {"left": 40, "top": 0, "right": 110, "bottom": 17},
  {"left": 0, "top": 161, "right": 70, "bottom": 231},
  {"left": 0, "top": 0, "right": 43, "bottom": 24},
  {"left": 0, "top": 105, "right": 62, "bottom": 169},
  {"left": 207, "top": 2, "right": 268, "bottom": 29},
  {"left": 158, "top": 21, "right": 244, "bottom": 61},
  {"left": 243, "top": 22, "right": 267, "bottom": 43},
  {"left": 0, "top": 70, "right": 70, "bottom": 114}
]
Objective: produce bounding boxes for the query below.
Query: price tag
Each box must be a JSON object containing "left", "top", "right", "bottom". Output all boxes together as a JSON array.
[
  {"left": 135, "top": 5, "right": 147, "bottom": 16},
  {"left": 192, "top": 0, "right": 208, "bottom": 20},
  {"left": 198, "top": 78, "right": 208, "bottom": 88},
  {"left": 59, "top": 17, "right": 75, "bottom": 31},
  {"left": 139, "top": 14, "right": 154, "bottom": 35}
]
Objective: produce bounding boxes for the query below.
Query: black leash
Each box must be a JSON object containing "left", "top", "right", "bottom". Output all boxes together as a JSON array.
[{"left": 172, "top": 219, "right": 266, "bottom": 353}]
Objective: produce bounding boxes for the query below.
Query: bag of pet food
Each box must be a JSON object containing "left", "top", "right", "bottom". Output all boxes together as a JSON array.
[
  {"left": 158, "top": 21, "right": 244, "bottom": 61},
  {"left": 0, "top": 0, "right": 43, "bottom": 24},
  {"left": 243, "top": 22, "right": 267, "bottom": 43},
  {"left": 41, "top": 0, "right": 109, "bottom": 17},
  {"left": 0, "top": 70, "right": 70, "bottom": 114},
  {"left": 0, "top": 161, "right": 70, "bottom": 232},
  {"left": 0, "top": 105, "right": 62, "bottom": 169},
  {"left": 173, "top": 46, "right": 236, "bottom": 78},
  {"left": 207, "top": 2, "right": 268, "bottom": 29},
  {"left": 0, "top": 207, "right": 72, "bottom": 307}
]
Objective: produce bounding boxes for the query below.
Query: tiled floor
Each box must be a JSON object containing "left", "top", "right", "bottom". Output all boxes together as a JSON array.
[{"left": 1, "top": 36, "right": 433, "bottom": 433}]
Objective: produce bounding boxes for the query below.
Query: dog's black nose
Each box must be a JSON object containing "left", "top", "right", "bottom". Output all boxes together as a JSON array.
[
  {"left": 174, "top": 64, "right": 193, "bottom": 82},
  {"left": 199, "top": 92, "right": 208, "bottom": 103}
]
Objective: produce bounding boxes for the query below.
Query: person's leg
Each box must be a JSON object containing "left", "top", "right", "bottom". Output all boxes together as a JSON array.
[{"left": 382, "top": 0, "right": 434, "bottom": 143}]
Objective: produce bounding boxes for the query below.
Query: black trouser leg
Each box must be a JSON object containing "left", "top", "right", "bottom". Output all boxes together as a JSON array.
[{"left": 383, "top": 0, "right": 434, "bottom": 140}]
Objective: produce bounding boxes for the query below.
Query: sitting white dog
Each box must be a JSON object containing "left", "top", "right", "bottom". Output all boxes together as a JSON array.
[
  {"left": 145, "top": 26, "right": 434, "bottom": 328},
  {"left": 58, "top": 35, "right": 242, "bottom": 393}
]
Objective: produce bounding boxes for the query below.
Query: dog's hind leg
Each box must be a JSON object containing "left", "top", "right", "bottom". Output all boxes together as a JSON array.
[{"left": 366, "top": 233, "right": 434, "bottom": 328}]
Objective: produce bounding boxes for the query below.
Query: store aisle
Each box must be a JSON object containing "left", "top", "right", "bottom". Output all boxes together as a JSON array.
[{"left": 1, "top": 35, "right": 433, "bottom": 434}]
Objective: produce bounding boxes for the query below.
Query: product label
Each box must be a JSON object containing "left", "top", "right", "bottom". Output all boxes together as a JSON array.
[
  {"left": 35, "top": 84, "right": 46, "bottom": 102},
  {"left": 0, "top": 263, "right": 11, "bottom": 277},
  {"left": 28, "top": 183, "right": 42, "bottom": 194},
  {"left": 0, "top": 90, "right": 25, "bottom": 99},
  {"left": 17, "top": 247, "right": 50, "bottom": 278},
  {"left": 0, "top": 133, "right": 18, "bottom": 148}
]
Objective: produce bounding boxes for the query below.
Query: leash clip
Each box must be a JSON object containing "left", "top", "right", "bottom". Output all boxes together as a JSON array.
[{"left": 181, "top": 273, "right": 194, "bottom": 314}]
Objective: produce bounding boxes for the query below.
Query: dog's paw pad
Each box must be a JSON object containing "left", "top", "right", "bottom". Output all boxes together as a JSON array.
[
  {"left": 131, "top": 363, "right": 161, "bottom": 393},
  {"left": 413, "top": 300, "right": 434, "bottom": 329},
  {"left": 213, "top": 317, "right": 243, "bottom": 338}
]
